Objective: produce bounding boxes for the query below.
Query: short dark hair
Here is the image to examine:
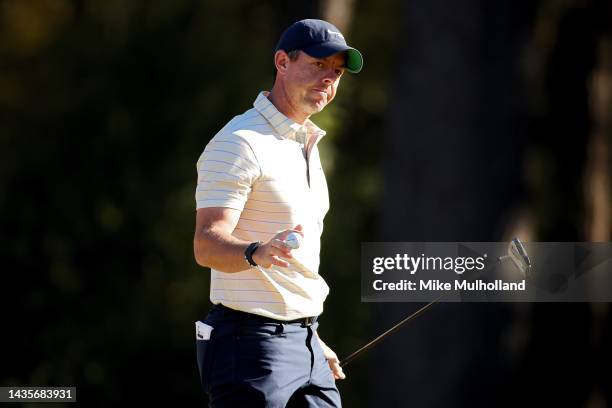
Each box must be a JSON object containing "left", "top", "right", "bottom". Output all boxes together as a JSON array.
[
  {"left": 287, "top": 50, "right": 300, "bottom": 61},
  {"left": 272, "top": 50, "right": 301, "bottom": 82}
]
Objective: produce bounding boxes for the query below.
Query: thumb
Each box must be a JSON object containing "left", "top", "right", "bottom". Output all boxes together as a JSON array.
[{"left": 293, "top": 224, "right": 304, "bottom": 234}]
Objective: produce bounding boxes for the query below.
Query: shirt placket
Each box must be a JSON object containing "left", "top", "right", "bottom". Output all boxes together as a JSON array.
[{"left": 295, "top": 129, "right": 311, "bottom": 188}]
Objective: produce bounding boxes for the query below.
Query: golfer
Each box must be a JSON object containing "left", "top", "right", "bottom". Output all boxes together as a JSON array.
[{"left": 193, "top": 19, "right": 363, "bottom": 407}]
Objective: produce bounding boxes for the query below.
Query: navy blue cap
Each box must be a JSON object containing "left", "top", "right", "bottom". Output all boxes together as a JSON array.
[{"left": 275, "top": 19, "right": 363, "bottom": 74}]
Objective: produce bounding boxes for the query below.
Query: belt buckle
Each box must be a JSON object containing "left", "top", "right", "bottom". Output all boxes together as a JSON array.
[{"left": 301, "top": 316, "right": 315, "bottom": 327}]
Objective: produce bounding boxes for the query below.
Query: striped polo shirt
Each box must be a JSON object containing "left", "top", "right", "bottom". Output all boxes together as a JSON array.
[{"left": 195, "top": 91, "right": 331, "bottom": 320}]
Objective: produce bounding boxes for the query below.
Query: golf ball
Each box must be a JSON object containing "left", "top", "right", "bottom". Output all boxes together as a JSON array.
[{"left": 285, "top": 232, "right": 302, "bottom": 249}]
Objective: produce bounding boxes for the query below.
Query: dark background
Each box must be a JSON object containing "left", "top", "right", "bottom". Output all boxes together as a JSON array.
[{"left": 1, "top": 0, "right": 611, "bottom": 406}]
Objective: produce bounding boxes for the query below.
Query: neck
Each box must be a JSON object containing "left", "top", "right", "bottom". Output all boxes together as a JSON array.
[{"left": 268, "top": 84, "right": 308, "bottom": 125}]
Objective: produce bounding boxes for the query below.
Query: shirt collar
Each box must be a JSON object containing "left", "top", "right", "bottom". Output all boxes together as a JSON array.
[{"left": 253, "top": 91, "right": 326, "bottom": 145}]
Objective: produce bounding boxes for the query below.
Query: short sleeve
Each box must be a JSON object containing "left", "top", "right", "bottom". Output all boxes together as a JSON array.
[{"left": 195, "top": 134, "right": 260, "bottom": 211}]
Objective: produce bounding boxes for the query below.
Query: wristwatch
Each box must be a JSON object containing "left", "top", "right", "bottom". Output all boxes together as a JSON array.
[{"left": 244, "top": 241, "right": 262, "bottom": 267}]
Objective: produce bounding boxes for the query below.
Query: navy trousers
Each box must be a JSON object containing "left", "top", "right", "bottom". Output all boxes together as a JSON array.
[{"left": 196, "top": 304, "right": 342, "bottom": 408}]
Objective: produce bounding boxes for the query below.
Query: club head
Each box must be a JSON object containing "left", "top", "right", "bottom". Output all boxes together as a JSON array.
[{"left": 506, "top": 237, "right": 532, "bottom": 278}]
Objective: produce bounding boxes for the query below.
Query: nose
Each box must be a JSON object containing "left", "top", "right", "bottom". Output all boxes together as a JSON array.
[{"left": 322, "top": 69, "right": 339, "bottom": 85}]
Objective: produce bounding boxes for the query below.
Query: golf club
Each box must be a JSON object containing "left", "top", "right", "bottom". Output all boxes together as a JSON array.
[
  {"left": 498, "top": 237, "right": 532, "bottom": 279},
  {"left": 340, "top": 238, "right": 532, "bottom": 368}
]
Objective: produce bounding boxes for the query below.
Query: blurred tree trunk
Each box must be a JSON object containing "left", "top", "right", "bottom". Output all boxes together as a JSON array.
[
  {"left": 587, "top": 33, "right": 612, "bottom": 408},
  {"left": 321, "top": 0, "right": 355, "bottom": 33},
  {"left": 372, "top": 0, "right": 528, "bottom": 406},
  {"left": 523, "top": 3, "right": 610, "bottom": 407}
]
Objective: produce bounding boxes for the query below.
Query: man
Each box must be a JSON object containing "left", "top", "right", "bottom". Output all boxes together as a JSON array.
[{"left": 193, "top": 19, "right": 363, "bottom": 407}]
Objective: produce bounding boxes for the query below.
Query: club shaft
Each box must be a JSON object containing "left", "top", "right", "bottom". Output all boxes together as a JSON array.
[
  {"left": 340, "top": 294, "right": 444, "bottom": 368},
  {"left": 339, "top": 239, "right": 530, "bottom": 368}
]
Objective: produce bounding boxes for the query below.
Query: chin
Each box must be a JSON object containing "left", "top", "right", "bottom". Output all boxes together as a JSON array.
[
  {"left": 309, "top": 104, "right": 326, "bottom": 115},
  {"left": 303, "top": 99, "right": 327, "bottom": 115}
]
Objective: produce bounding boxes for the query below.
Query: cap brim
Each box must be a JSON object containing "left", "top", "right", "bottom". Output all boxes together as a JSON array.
[{"left": 301, "top": 43, "right": 363, "bottom": 74}]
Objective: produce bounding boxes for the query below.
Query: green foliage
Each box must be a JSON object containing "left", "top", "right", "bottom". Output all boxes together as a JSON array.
[{"left": 0, "top": 0, "right": 397, "bottom": 405}]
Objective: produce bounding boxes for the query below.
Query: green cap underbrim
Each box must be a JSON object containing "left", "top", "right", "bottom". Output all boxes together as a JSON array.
[
  {"left": 301, "top": 43, "right": 364, "bottom": 74},
  {"left": 345, "top": 48, "right": 363, "bottom": 74}
]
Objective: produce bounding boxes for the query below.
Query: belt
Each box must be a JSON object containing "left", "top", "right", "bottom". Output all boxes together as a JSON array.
[
  {"left": 288, "top": 315, "right": 318, "bottom": 327},
  {"left": 216, "top": 304, "right": 318, "bottom": 327}
]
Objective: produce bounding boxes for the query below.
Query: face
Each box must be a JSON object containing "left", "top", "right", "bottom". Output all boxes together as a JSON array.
[{"left": 277, "top": 50, "right": 346, "bottom": 118}]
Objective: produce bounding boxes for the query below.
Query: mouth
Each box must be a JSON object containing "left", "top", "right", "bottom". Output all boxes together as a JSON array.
[{"left": 312, "top": 88, "right": 328, "bottom": 97}]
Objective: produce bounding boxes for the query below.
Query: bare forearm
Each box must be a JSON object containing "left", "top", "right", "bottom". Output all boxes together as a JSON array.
[
  {"left": 193, "top": 208, "right": 302, "bottom": 273},
  {"left": 194, "top": 226, "right": 252, "bottom": 273}
]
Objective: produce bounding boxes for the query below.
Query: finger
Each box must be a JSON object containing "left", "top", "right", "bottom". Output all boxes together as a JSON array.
[
  {"left": 271, "top": 238, "right": 293, "bottom": 252},
  {"left": 331, "top": 367, "right": 344, "bottom": 380},
  {"left": 268, "top": 245, "right": 293, "bottom": 259},
  {"left": 291, "top": 224, "right": 304, "bottom": 236},
  {"left": 270, "top": 255, "right": 290, "bottom": 268},
  {"left": 330, "top": 362, "right": 346, "bottom": 380},
  {"left": 275, "top": 230, "right": 299, "bottom": 242},
  {"left": 277, "top": 226, "right": 303, "bottom": 239}
]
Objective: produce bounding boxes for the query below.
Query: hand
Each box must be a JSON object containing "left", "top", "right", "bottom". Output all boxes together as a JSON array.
[
  {"left": 252, "top": 224, "right": 303, "bottom": 268},
  {"left": 317, "top": 337, "right": 346, "bottom": 380}
]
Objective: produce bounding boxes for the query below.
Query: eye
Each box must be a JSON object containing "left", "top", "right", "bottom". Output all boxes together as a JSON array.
[
  {"left": 335, "top": 69, "right": 344, "bottom": 76},
  {"left": 315, "top": 61, "right": 324, "bottom": 69}
]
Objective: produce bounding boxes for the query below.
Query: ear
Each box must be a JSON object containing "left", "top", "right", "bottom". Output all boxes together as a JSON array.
[{"left": 274, "top": 50, "right": 290, "bottom": 74}]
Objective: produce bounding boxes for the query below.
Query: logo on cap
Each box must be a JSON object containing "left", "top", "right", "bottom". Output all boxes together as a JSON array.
[{"left": 326, "top": 29, "right": 345, "bottom": 40}]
